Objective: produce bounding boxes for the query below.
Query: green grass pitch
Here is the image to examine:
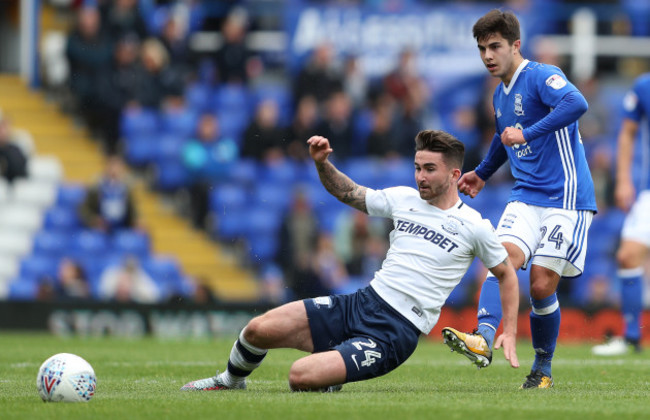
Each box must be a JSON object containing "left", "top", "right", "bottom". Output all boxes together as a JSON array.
[{"left": 1, "top": 332, "right": 648, "bottom": 420}]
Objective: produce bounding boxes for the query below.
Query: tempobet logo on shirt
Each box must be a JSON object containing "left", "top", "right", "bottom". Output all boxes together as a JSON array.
[{"left": 395, "top": 220, "right": 459, "bottom": 252}]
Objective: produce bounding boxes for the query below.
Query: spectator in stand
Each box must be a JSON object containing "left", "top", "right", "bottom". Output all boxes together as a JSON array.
[
  {"left": 79, "top": 155, "right": 140, "bottom": 233},
  {"left": 277, "top": 188, "right": 321, "bottom": 299},
  {"left": 182, "top": 113, "right": 239, "bottom": 229},
  {"left": 158, "top": 12, "right": 195, "bottom": 84},
  {"left": 214, "top": 8, "right": 262, "bottom": 85},
  {"left": 97, "top": 34, "right": 142, "bottom": 155},
  {"left": 98, "top": 255, "right": 161, "bottom": 304},
  {"left": 284, "top": 95, "right": 319, "bottom": 162},
  {"left": 314, "top": 91, "right": 355, "bottom": 161},
  {"left": 312, "top": 232, "right": 349, "bottom": 295},
  {"left": 342, "top": 54, "right": 368, "bottom": 109},
  {"left": 365, "top": 94, "right": 399, "bottom": 158},
  {"left": 54, "top": 258, "right": 91, "bottom": 301},
  {"left": 129, "top": 37, "right": 185, "bottom": 110},
  {"left": 101, "top": 0, "right": 148, "bottom": 42},
  {"left": 383, "top": 48, "right": 429, "bottom": 157},
  {"left": 35, "top": 258, "right": 90, "bottom": 302},
  {"left": 333, "top": 210, "right": 389, "bottom": 278},
  {"left": 0, "top": 113, "right": 28, "bottom": 185},
  {"left": 66, "top": 5, "right": 113, "bottom": 136},
  {"left": 293, "top": 43, "right": 344, "bottom": 105},
  {"left": 241, "top": 99, "right": 286, "bottom": 162}
]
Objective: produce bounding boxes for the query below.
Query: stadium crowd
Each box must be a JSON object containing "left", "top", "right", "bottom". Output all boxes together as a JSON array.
[{"left": 8, "top": 0, "right": 649, "bottom": 311}]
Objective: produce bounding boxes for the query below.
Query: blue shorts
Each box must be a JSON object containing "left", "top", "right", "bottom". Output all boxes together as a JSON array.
[{"left": 304, "top": 286, "right": 421, "bottom": 383}]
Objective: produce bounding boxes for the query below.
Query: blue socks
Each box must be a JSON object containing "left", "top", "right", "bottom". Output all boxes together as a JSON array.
[
  {"left": 619, "top": 268, "right": 643, "bottom": 342},
  {"left": 476, "top": 275, "right": 502, "bottom": 349},
  {"left": 530, "top": 293, "right": 561, "bottom": 377}
]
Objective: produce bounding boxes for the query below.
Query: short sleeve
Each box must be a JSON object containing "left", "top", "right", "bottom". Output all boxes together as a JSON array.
[
  {"left": 473, "top": 219, "right": 508, "bottom": 269},
  {"left": 365, "top": 188, "right": 391, "bottom": 218}
]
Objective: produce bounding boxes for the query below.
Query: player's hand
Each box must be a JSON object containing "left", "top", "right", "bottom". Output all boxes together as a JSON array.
[
  {"left": 614, "top": 178, "right": 636, "bottom": 212},
  {"left": 457, "top": 171, "right": 485, "bottom": 198},
  {"left": 501, "top": 127, "right": 526, "bottom": 147},
  {"left": 494, "top": 332, "right": 519, "bottom": 368},
  {"left": 307, "top": 135, "right": 333, "bottom": 163}
]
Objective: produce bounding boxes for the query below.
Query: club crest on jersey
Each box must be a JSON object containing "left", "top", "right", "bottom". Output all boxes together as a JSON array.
[
  {"left": 442, "top": 216, "right": 463, "bottom": 235},
  {"left": 545, "top": 74, "right": 567, "bottom": 90},
  {"left": 514, "top": 94, "right": 524, "bottom": 116}
]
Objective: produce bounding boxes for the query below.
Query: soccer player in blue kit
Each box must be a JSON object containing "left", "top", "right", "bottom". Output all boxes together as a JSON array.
[
  {"left": 592, "top": 74, "right": 650, "bottom": 356},
  {"left": 441, "top": 9, "right": 597, "bottom": 388},
  {"left": 180, "top": 130, "right": 520, "bottom": 392}
]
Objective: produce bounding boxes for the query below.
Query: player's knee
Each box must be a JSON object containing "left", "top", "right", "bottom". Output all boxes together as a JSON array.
[
  {"left": 288, "top": 360, "right": 316, "bottom": 391},
  {"left": 242, "top": 317, "right": 266, "bottom": 347},
  {"left": 616, "top": 248, "right": 641, "bottom": 269},
  {"left": 529, "top": 282, "right": 553, "bottom": 300}
]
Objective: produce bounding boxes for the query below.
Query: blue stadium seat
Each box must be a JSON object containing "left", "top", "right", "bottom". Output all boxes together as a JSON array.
[
  {"left": 251, "top": 181, "right": 291, "bottom": 212},
  {"left": 316, "top": 204, "right": 350, "bottom": 233},
  {"left": 43, "top": 206, "right": 81, "bottom": 231},
  {"left": 111, "top": 230, "right": 151, "bottom": 259},
  {"left": 32, "top": 230, "right": 71, "bottom": 259},
  {"left": 143, "top": 255, "right": 182, "bottom": 296},
  {"left": 19, "top": 255, "right": 59, "bottom": 280},
  {"left": 152, "top": 159, "right": 191, "bottom": 191},
  {"left": 352, "top": 110, "right": 373, "bottom": 154},
  {"left": 120, "top": 108, "right": 159, "bottom": 138},
  {"left": 213, "top": 210, "right": 248, "bottom": 241},
  {"left": 213, "top": 84, "right": 249, "bottom": 112},
  {"left": 8, "top": 277, "right": 39, "bottom": 300},
  {"left": 344, "top": 158, "right": 384, "bottom": 189},
  {"left": 223, "top": 158, "right": 258, "bottom": 186},
  {"left": 56, "top": 183, "right": 86, "bottom": 209},
  {"left": 155, "top": 135, "right": 187, "bottom": 161},
  {"left": 185, "top": 82, "right": 214, "bottom": 113},
  {"left": 123, "top": 134, "right": 159, "bottom": 167},
  {"left": 246, "top": 232, "right": 279, "bottom": 264},
  {"left": 71, "top": 230, "right": 109, "bottom": 260},
  {"left": 243, "top": 207, "right": 283, "bottom": 237},
  {"left": 216, "top": 109, "right": 250, "bottom": 142},
  {"left": 380, "top": 158, "right": 415, "bottom": 189},
  {"left": 160, "top": 107, "right": 198, "bottom": 138},
  {"left": 262, "top": 159, "right": 300, "bottom": 185},
  {"left": 209, "top": 184, "right": 248, "bottom": 214}
]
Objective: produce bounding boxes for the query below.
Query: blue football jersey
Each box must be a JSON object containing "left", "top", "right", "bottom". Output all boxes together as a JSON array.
[
  {"left": 493, "top": 59, "right": 597, "bottom": 211},
  {"left": 621, "top": 73, "right": 650, "bottom": 192}
]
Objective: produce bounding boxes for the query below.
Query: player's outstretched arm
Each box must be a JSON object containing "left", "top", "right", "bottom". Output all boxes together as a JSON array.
[
  {"left": 307, "top": 135, "right": 368, "bottom": 213},
  {"left": 457, "top": 171, "right": 485, "bottom": 198},
  {"left": 488, "top": 258, "right": 520, "bottom": 368}
]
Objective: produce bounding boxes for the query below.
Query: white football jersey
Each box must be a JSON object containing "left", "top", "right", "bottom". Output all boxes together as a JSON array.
[{"left": 366, "top": 186, "right": 507, "bottom": 333}]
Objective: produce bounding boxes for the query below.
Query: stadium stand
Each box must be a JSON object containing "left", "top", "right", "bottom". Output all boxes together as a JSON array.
[{"left": 0, "top": 73, "right": 260, "bottom": 302}]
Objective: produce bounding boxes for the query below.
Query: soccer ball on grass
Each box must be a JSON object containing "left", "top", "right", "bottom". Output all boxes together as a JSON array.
[{"left": 36, "top": 353, "right": 97, "bottom": 402}]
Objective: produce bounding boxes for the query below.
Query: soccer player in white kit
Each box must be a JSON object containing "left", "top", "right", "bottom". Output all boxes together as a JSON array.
[
  {"left": 180, "top": 130, "right": 520, "bottom": 392},
  {"left": 592, "top": 74, "right": 650, "bottom": 356},
  {"left": 441, "top": 9, "right": 597, "bottom": 389}
]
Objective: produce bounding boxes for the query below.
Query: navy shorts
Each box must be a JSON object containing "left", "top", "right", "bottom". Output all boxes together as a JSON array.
[{"left": 304, "top": 286, "right": 421, "bottom": 383}]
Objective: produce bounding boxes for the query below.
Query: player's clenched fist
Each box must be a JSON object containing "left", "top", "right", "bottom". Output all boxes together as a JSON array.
[{"left": 307, "top": 135, "right": 334, "bottom": 163}]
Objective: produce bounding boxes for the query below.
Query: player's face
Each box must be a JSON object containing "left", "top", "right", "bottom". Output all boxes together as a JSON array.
[
  {"left": 477, "top": 33, "right": 520, "bottom": 83},
  {"left": 414, "top": 151, "right": 456, "bottom": 201}
]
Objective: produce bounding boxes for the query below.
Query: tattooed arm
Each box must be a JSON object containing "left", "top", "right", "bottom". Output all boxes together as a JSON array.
[{"left": 307, "top": 135, "right": 368, "bottom": 213}]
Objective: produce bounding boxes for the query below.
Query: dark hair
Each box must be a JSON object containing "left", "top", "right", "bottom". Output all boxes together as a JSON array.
[
  {"left": 472, "top": 9, "right": 520, "bottom": 45},
  {"left": 414, "top": 130, "right": 464, "bottom": 169}
]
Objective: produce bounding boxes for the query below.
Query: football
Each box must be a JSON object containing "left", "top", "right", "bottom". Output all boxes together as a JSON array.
[{"left": 36, "top": 353, "right": 97, "bottom": 402}]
